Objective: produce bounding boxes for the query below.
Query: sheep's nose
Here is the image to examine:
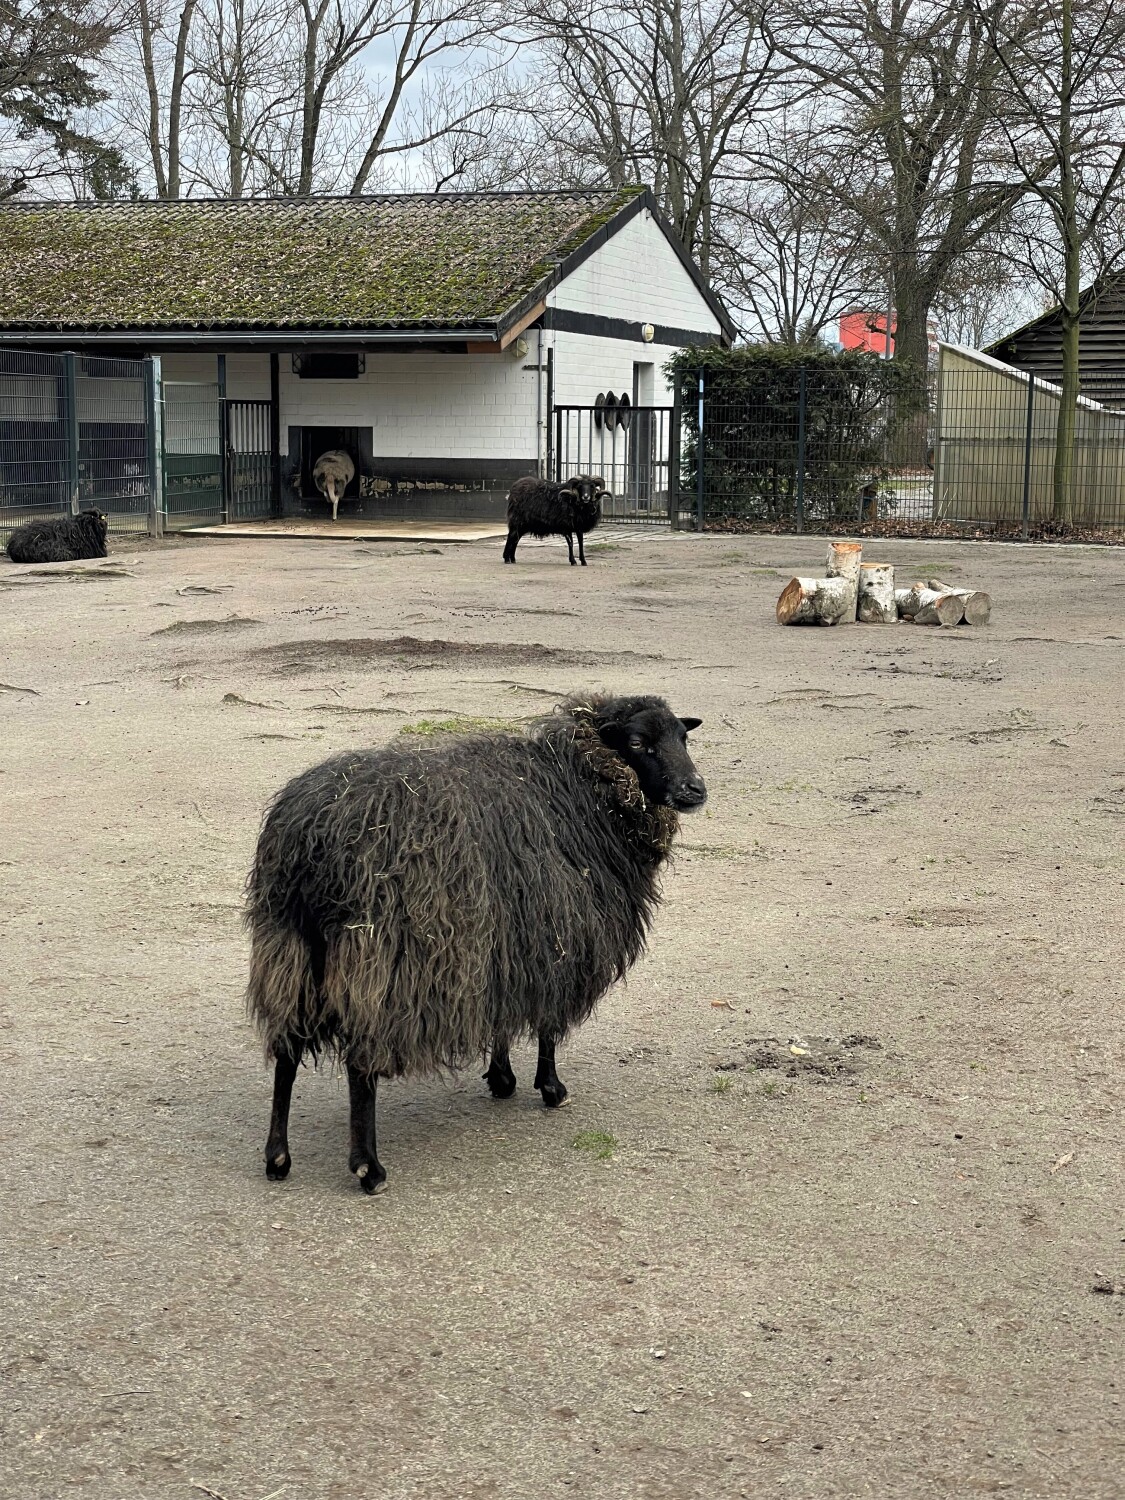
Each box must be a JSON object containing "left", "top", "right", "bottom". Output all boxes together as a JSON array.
[{"left": 676, "top": 775, "right": 707, "bottom": 808}]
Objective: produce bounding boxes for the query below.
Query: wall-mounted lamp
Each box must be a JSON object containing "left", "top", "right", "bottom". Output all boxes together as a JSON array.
[
  {"left": 641, "top": 323, "right": 656, "bottom": 343},
  {"left": 511, "top": 335, "right": 530, "bottom": 358}
]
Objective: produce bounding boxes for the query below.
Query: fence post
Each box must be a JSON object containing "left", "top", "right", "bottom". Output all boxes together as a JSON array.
[
  {"left": 669, "top": 380, "right": 682, "bottom": 529},
  {"left": 795, "top": 365, "right": 807, "bottom": 533},
  {"left": 695, "top": 369, "right": 705, "bottom": 531},
  {"left": 63, "top": 352, "right": 80, "bottom": 515},
  {"left": 1021, "top": 374, "right": 1035, "bottom": 540},
  {"left": 144, "top": 355, "right": 164, "bottom": 538}
]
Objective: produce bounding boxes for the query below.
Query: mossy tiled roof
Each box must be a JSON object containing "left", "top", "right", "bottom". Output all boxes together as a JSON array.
[{"left": 0, "top": 189, "right": 645, "bottom": 333}]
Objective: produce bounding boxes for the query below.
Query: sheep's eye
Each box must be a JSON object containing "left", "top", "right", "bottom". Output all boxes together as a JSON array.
[{"left": 629, "top": 736, "right": 645, "bottom": 752}]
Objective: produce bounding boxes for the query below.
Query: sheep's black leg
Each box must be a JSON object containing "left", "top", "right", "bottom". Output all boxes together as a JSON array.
[
  {"left": 503, "top": 528, "right": 520, "bottom": 563},
  {"left": 534, "top": 1032, "right": 569, "bottom": 1109},
  {"left": 484, "top": 1038, "right": 517, "bottom": 1099},
  {"left": 265, "top": 1045, "right": 301, "bottom": 1180},
  {"left": 564, "top": 532, "right": 577, "bottom": 565},
  {"left": 346, "top": 1061, "right": 386, "bottom": 1195},
  {"left": 577, "top": 531, "right": 588, "bottom": 566}
]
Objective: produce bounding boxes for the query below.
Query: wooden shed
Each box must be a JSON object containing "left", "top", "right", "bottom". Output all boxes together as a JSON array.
[{"left": 988, "top": 277, "right": 1125, "bottom": 412}]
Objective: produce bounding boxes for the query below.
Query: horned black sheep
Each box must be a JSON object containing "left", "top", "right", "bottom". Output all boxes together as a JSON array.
[
  {"left": 502, "top": 473, "right": 608, "bottom": 565},
  {"left": 5, "top": 509, "right": 108, "bottom": 564},
  {"left": 245, "top": 694, "right": 706, "bottom": 1194}
]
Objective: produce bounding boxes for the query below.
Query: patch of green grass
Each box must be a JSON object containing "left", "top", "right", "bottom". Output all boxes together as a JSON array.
[
  {"left": 760, "top": 1081, "right": 782, "bottom": 1099},
  {"left": 571, "top": 1129, "right": 617, "bottom": 1161},
  {"left": 399, "top": 715, "right": 525, "bottom": 737},
  {"left": 586, "top": 542, "right": 623, "bottom": 553},
  {"left": 710, "top": 1075, "right": 733, "bottom": 1095}
]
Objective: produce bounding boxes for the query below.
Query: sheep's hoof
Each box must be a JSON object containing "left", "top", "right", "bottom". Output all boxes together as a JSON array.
[
  {"left": 265, "top": 1148, "right": 291, "bottom": 1181},
  {"left": 580, "top": 559, "right": 588, "bottom": 567},
  {"left": 484, "top": 1060, "right": 517, "bottom": 1099},
  {"left": 352, "top": 1158, "right": 387, "bottom": 1195},
  {"left": 539, "top": 1082, "right": 569, "bottom": 1109}
]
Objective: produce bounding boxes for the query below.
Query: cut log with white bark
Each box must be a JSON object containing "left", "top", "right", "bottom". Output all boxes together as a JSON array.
[
  {"left": 925, "top": 579, "right": 992, "bottom": 625},
  {"left": 776, "top": 575, "right": 855, "bottom": 626},
  {"left": 857, "top": 562, "right": 896, "bottom": 623},
  {"left": 913, "top": 589, "right": 966, "bottom": 627},
  {"left": 894, "top": 582, "right": 931, "bottom": 618},
  {"left": 825, "top": 540, "right": 863, "bottom": 622}
]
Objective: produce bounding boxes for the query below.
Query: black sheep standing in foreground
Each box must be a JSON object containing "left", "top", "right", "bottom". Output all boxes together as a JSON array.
[
  {"left": 245, "top": 695, "right": 706, "bottom": 1194},
  {"left": 502, "top": 473, "right": 607, "bottom": 565},
  {"left": 5, "top": 509, "right": 108, "bottom": 564}
]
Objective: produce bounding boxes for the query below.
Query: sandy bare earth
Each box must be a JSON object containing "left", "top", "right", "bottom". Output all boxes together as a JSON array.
[{"left": 0, "top": 526, "right": 1122, "bottom": 1500}]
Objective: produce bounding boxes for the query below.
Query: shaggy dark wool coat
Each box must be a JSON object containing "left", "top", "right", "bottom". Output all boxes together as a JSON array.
[
  {"left": 5, "top": 509, "right": 108, "bottom": 564},
  {"left": 503, "top": 474, "right": 606, "bottom": 563},
  {"left": 245, "top": 698, "right": 680, "bottom": 1079}
]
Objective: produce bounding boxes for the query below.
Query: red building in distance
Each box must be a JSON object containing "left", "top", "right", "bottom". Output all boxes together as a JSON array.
[{"left": 839, "top": 309, "right": 895, "bottom": 356}]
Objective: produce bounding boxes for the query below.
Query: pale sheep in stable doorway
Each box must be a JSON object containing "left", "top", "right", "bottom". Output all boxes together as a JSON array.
[{"left": 312, "top": 449, "right": 356, "bottom": 522}]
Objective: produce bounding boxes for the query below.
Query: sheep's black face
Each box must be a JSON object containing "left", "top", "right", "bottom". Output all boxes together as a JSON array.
[
  {"left": 566, "top": 473, "right": 608, "bottom": 524},
  {"left": 600, "top": 705, "right": 706, "bottom": 812}
]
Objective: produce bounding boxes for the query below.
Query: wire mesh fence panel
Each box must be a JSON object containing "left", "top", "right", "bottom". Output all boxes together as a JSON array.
[
  {"left": 671, "top": 351, "right": 1125, "bottom": 539},
  {"left": 935, "top": 350, "right": 1125, "bottom": 535},
  {"left": 553, "top": 405, "right": 674, "bottom": 521},
  {"left": 0, "top": 349, "right": 71, "bottom": 541},
  {"left": 76, "top": 355, "right": 150, "bottom": 532},
  {"left": 675, "top": 362, "right": 932, "bottom": 533},
  {"left": 163, "top": 382, "right": 222, "bottom": 529}
]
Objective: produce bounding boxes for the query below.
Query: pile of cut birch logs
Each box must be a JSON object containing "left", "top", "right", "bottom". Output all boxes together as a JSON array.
[{"left": 776, "top": 541, "right": 991, "bottom": 628}]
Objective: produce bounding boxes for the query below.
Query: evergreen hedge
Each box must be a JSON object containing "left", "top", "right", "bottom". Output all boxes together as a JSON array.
[{"left": 666, "top": 345, "right": 927, "bottom": 528}]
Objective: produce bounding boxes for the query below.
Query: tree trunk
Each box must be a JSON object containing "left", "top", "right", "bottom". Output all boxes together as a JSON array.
[
  {"left": 136, "top": 0, "right": 168, "bottom": 198},
  {"left": 167, "top": 0, "right": 199, "bottom": 200},
  {"left": 825, "top": 539, "right": 862, "bottom": 622},
  {"left": 776, "top": 575, "right": 855, "bottom": 626},
  {"left": 1052, "top": 0, "right": 1079, "bottom": 523},
  {"left": 857, "top": 562, "right": 896, "bottom": 622}
]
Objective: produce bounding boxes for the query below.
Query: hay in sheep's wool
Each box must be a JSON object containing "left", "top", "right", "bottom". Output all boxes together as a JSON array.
[{"left": 245, "top": 696, "right": 678, "bottom": 1078}]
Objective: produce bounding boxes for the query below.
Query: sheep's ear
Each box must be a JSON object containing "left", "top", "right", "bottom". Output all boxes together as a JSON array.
[{"left": 679, "top": 716, "right": 702, "bottom": 733}]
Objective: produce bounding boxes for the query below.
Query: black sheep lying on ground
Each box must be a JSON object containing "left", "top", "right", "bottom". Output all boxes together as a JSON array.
[
  {"left": 245, "top": 694, "right": 706, "bottom": 1193},
  {"left": 502, "top": 473, "right": 607, "bottom": 565},
  {"left": 5, "top": 509, "right": 108, "bottom": 564}
]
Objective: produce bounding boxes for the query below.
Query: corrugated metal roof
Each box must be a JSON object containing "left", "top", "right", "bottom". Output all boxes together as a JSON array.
[{"left": 0, "top": 189, "right": 647, "bottom": 334}]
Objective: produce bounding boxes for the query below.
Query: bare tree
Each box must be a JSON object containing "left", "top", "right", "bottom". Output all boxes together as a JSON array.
[
  {"left": 978, "top": 0, "right": 1125, "bottom": 519},
  {"left": 505, "top": 0, "right": 782, "bottom": 276},
  {"left": 767, "top": 0, "right": 1023, "bottom": 376},
  {"left": 120, "top": 0, "right": 200, "bottom": 197},
  {"left": 188, "top": 0, "right": 298, "bottom": 196},
  {"left": 719, "top": 119, "right": 875, "bottom": 343}
]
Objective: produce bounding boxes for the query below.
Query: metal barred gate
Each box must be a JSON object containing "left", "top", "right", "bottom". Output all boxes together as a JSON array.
[
  {"left": 223, "top": 399, "right": 273, "bottom": 520},
  {"left": 552, "top": 404, "right": 675, "bottom": 522}
]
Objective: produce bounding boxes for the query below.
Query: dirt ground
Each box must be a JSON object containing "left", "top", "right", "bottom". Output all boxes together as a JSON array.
[{"left": 1, "top": 526, "right": 1122, "bottom": 1500}]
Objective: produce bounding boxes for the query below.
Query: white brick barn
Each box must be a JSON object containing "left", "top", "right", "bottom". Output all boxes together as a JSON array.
[{"left": 0, "top": 189, "right": 732, "bottom": 526}]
